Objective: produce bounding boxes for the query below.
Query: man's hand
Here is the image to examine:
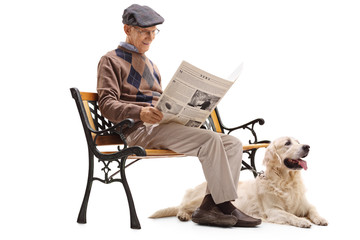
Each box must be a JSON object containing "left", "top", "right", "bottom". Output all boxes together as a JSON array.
[{"left": 140, "top": 106, "right": 163, "bottom": 124}]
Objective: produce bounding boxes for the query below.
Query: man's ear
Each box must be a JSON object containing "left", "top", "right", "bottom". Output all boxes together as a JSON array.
[{"left": 124, "top": 24, "right": 131, "bottom": 35}]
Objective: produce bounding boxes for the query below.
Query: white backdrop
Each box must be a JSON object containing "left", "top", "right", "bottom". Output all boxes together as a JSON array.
[{"left": 1, "top": 0, "right": 359, "bottom": 239}]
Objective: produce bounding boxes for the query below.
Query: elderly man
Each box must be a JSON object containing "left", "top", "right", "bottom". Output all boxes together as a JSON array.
[{"left": 97, "top": 4, "right": 261, "bottom": 228}]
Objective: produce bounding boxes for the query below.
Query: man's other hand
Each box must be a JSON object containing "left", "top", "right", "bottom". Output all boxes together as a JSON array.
[{"left": 140, "top": 106, "right": 163, "bottom": 124}]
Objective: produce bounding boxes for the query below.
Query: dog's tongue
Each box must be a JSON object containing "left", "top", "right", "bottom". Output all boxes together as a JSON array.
[{"left": 298, "top": 159, "right": 308, "bottom": 170}]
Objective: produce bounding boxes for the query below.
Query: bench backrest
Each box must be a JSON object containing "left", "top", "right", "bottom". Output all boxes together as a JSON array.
[{"left": 70, "top": 88, "right": 224, "bottom": 148}]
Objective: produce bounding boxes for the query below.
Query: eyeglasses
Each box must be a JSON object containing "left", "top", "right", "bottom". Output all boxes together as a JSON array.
[{"left": 133, "top": 27, "right": 160, "bottom": 36}]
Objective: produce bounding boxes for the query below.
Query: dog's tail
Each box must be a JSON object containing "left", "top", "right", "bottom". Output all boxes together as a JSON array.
[{"left": 149, "top": 206, "right": 179, "bottom": 218}]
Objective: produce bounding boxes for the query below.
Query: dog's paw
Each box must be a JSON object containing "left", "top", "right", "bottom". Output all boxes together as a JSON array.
[
  {"left": 177, "top": 212, "right": 191, "bottom": 222},
  {"left": 311, "top": 216, "right": 328, "bottom": 226},
  {"left": 293, "top": 218, "right": 312, "bottom": 228}
]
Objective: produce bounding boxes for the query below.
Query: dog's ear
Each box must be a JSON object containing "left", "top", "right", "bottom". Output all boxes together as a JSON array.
[{"left": 263, "top": 143, "right": 275, "bottom": 166}]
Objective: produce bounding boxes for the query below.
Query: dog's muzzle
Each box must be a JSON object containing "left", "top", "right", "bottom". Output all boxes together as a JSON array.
[{"left": 284, "top": 145, "right": 310, "bottom": 170}]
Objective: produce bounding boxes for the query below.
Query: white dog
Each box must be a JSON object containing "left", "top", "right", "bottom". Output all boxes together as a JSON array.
[{"left": 150, "top": 137, "right": 328, "bottom": 228}]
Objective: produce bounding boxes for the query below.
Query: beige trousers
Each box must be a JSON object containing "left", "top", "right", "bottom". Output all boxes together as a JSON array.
[{"left": 126, "top": 122, "right": 243, "bottom": 204}]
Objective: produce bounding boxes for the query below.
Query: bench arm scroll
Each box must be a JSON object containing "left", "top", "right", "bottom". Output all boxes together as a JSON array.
[{"left": 223, "top": 118, "right": 270, "bottom": 145}]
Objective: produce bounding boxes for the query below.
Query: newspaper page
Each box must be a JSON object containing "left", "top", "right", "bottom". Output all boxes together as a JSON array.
[{"left": 154, "top": 61, "right": 243, "bottom": 128}]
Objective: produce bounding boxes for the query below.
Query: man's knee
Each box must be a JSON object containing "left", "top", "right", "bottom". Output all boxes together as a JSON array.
[
  {"left": 223, "top": 134, "right": 243, "bottom": 150},
  {"left": 202, "top": 132, "right": 243, "bottom": 150}
]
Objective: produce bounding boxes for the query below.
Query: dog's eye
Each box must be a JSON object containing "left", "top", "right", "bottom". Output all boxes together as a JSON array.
[{"left": 285, "top": 141, "right": 292, "bottom": 146}]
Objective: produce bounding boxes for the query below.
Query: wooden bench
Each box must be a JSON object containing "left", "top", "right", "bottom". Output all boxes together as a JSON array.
[{"left": 70, "top": 87, "right": 270, "bottom": 229}]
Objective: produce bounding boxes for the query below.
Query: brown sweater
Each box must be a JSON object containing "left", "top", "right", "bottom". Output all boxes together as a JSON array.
[{"left": 97, "top": 46, "right": 163, "bottom": 133}]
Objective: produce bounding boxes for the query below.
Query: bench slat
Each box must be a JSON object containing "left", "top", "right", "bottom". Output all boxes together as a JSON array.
[
  {"left": 80, "top": 92, "right": 98, "bottom": 101},
  {"left": 243, "top": 143, "right": 269, "bottom": 151},
  {"left": 101, "top": 143, "right": 269, "bottom": 159}
]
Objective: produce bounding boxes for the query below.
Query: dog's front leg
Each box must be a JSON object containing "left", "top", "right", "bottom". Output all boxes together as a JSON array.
[
  {"left": 306, "top": 205, "right": 328, "bottom": 226},
  {"left": 265, "top": 209, "right": 312, "bottom": 228},
  {"left": 177, "top": 183, "right": 207, "bottom": 221}
]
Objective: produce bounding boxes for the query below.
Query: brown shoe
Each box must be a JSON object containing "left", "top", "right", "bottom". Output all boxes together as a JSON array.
[
  {"left": 231, "top": 209, "right": 262, "bottom": 227},
  {"left": 192, "top": 206, "right": 238, "bottom": 227}
]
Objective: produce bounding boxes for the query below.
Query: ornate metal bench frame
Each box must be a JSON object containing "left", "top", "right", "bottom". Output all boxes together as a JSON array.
[{"left": 70, "top": 87, "right": 270, "bottom": 229}]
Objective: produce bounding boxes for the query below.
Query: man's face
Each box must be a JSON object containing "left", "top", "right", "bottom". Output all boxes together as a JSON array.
[{"left": 125, "top": 25, "right": 158, "bottom": 54}]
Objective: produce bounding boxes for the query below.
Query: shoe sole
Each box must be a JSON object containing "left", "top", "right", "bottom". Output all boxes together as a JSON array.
[
  {"left": 192, "top": 216, "right": 237, "bottom": 227},
  {"left": 233, "top": 219, "right": 262, "bottom": 227},
  {"left": 192, "top": 209, "right": 237, "bottom": 227}
]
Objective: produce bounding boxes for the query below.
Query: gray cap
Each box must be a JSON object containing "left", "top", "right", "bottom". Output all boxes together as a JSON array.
[{"left": 122, "top": 4, "right": 164, "bottom": 28}]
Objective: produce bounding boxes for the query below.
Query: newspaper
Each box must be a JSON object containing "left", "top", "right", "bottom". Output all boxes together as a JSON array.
[{"left": 155, "top": 61, "right": 243, "bottom": 127}]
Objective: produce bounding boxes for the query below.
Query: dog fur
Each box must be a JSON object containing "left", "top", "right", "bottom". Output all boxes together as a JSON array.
[{"left": 150, "top": 137, "right": 328, "bottom": 228}]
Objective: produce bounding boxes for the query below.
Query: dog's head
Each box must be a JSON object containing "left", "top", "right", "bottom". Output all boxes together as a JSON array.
[{"left": 263, "top": 137, "right": 310, "bottom": 171}]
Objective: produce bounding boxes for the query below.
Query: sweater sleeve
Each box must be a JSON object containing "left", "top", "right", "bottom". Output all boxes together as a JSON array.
[{"left": 97, "top": 55, "right": 142, "bottom": 123}]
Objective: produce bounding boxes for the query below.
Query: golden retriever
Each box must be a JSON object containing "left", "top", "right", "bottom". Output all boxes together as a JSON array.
[{"left": 150, "top": 137, "right": 328, "bottom": 228}]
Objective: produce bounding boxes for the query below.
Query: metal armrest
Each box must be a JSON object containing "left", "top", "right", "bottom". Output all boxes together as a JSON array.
[
  {"left": 91, "top": 118, "right": 134, "bottom": 148},
  {"left": 88, "top": 118, "right": 146, "bottom": 159},
  {"left": 223, "top": 118, "right": 270, "bottom": 144},
  {"left": 99, "top": 146, "right": 146, "bottom": 161},
  {"left": 88, "top": 118, "right": 135, "bottom": 136}
]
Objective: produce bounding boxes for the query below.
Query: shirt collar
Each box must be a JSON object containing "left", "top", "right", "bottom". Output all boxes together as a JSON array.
[{"left": 119, "top": 42, "right": 139, "bottom": 53}]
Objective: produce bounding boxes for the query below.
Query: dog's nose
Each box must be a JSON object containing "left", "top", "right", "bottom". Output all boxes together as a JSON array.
[{"left": 302, "top": 145, "right": 310, "bottom": 152}]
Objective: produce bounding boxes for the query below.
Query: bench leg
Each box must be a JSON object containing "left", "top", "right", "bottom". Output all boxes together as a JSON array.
[
  {"left": 120, "top": 156, "right": 141, "bottom": 229},
  {"left": 77, "top": 149, "right": 94, "bottom": 224}
]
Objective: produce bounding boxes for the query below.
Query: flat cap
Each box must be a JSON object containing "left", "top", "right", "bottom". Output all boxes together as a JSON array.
[{"left": 122, "top": 4, "right": 164, "bottom": 28}]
